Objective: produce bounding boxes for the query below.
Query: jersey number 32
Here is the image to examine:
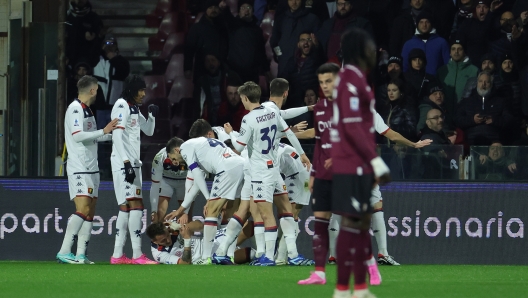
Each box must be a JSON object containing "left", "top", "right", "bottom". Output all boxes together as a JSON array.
[{"left": 260, "top": 125, "right": 277, "bottom": 154}]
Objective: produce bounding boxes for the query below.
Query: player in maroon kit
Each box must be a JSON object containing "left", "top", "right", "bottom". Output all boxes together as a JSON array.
[
  {"left": 331, "top": 28, "right": 390, "bottom": 298},
  {"left": 297, "top": 63, "right": 341, "bottom": 286}
]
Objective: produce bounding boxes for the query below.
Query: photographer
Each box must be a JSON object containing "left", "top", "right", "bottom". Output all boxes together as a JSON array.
[{"left": 456, "top": 71, "right": 515, "bottom": 145}]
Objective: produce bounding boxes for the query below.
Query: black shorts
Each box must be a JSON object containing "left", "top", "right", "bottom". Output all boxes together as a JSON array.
[
  {"left": 332, "top": 174, "right": 374, "bottom": 217},
  {"left": 310, "top": 178, "right": 332, "bottom": 212}
]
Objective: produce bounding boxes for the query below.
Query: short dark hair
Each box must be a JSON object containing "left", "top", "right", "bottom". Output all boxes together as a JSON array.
[
  {"left": 77, "top": 75, "right": 98, "bottom": 94},
  {"left": 189, "top": 119, "right": 213, "bottom": 138},
  {"left": 270, "top": 78, "right": 289, "bottom": 97},
  {"left": 166, "top": 136, "right": 184, "bottom": 154},
  {"left": 146, "top": 222, "right": 166, "bottom": 240},
  {"left": 298, "top": 31, "right": 313, "bottom": 39},
  {"left": 317, "top": 63, "right": 340, "bottom": 76},
  {"left": 224, "top": 139, "right": 235, "bottom": 151},
  {"left": 387, "top": 78, "right": 406, "bottom": 94},
  {"left": 341, "top": 28, "right": 375, "bottom": 66},
  {"left": 238, "top": 81, "right": 261, "bottom": 103}
]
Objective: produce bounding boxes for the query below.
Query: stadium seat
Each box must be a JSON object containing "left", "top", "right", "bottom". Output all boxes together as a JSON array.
[
  {"left": 261, "top": 11, "right": 274, "bottom": 40},
  {"left": 265, "top": 39, "right": 274, "bottom": 61},
  {"left": 143, "top": 97, "right": 171, "bottom": 119},
  {"left": 171, "top": 97, "right": 196, "bottom": 139},
  {"left": 151, "top": 32, "right": 186, "bottom": 74},
  {"left": 144, "top": 119, "right": 172, "bottom": 143},
  {"left": 172, "top": 0, "right": 187, "bottom": 11},
  {"left": 148, "top": 12, "right": 187, "bottom": 51},
  {"left": 146, "top": 0, "right": 174, "bottom": 28},
  {"left": 164, "top": 54, "right": 185, "bottom": 89},
  {"left": 143, "top": 75, "right": 167, "bottom": 101},
  {"left": 226, "top": 0, "right": 239, "bottom": 16},
  {"left": 167, "top": 76, "right": 194, "bottom": 104}
]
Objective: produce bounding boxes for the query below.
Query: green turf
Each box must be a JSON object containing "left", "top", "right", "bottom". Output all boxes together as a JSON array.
[{"left": 0, "top": 262, "right": 526, "bottom": 297}]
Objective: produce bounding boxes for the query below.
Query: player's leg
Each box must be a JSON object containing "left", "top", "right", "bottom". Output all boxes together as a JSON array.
[
  {"left": 256, "top": 200, "right": 277, "bottom": 265},
  {"left": 237, "top": 219, "right": 254, "bottom": 246},
  {"left": 333, "top": 174, "right": 375, "bottom": 298},
  {"left": 249, "top": 197, "right": 266, "bottom": 260},
  {"left": 203, "top": 197, "right": 227, "bottom": 263},
  {"left": 328, "top": 213, "right": 341, "bottom": 264},
  {"left": 214, "top": 199, "right": 250, "bottom": 259},
  {"left": 371, "top": 188, "right": 399, "bottom": 266},
  {"left": 299, "top": 178, "right": 332, "bottom": 285},
  {"left": 274, "top": 192, "right": 304, "bottom": 263},
  {"left": 75, "top": 174, "right": 99, "bottom": 264},
  {"left": 156, "top": 196, "right": 170, "bottom": 223}
]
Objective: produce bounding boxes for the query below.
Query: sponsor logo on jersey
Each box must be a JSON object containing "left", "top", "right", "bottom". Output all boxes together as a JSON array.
[
  {"left": 136, "top": 189, "right": 141, "bottom": 195},
  {"left": 267, "top": 160, "right": 273, "bottom": 169},
  {"left": 257, "top": 194, "right": 262, "bottom": 198},
  {"left": 316, "top": 111, "right": 325, "bottom": 116},
  {"left": 154, "top": 159, "right": 159, "bottom": 164},
  {"left": 289, "top": 183, "right": 295, "bottom": 187},
  {"left": 125, "top": 185, "right": 130, "bottom": 189},
  {"left": 126, "top": 192, "right": 131, "bottom": 196},
  {"left": 77, "top": 189, "right": 83, "bottom": 194},
  {"left": 239, "top": 128, "right": 246, "bottom": 136},
  {"left": 77, "top": 182, "right": 83, "bottom": 186},
  {"left": 76, "top": 175, "right": 81, "bottom": 179},
  {"left": 88, "top": 188, "right": 93, "bottom": 194},
  {"left": 288, "top": 190, "right": 294, "bottom": 194},
  {"left": 256, "top": 187, "right": 262, "bottom": 191},
  {"left": 212, "top": 193, "right": 218, "bottom": 197},
  {"left": 73, "top": 109, "right": 79, "bottom": 114},
  {"left": 74, "top": 119, "right": 79, "bottom": 126},
  {"left": 118, "top": 104, "right": 124, "bottom": 108}
]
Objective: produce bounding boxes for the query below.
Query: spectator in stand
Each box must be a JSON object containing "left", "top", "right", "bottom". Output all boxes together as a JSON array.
[
  {"left": 184, "top": 0, "right": 229, "bottom": 82},
  {"left": 378, "top": 78, "right": 418, "bottom": 144},
  {"left": 404, "top": 48, "right": 439, "bottom": 108},
  {"left": 389, "top": 0, "right": 428, "bottom": 57},
  {"left": 67, "top": 61, "right": 90, "bottom": 103},
  {"left": 93, "top": 38, "right": 130, "bottom": 130},
  {"left": 456, "top": 71, "right": 515, "bottom": 145},
  {"left": 65, "top": 0, "right": 103, "bottom": 68},
  {"left": 270, "top": 0, "right": 320, "bottom": 77},
  {"left": 456, "top": 0, "right": 504, "bottom": 68},
  {"left": 286, "top": 87, "right": 318, "bottom": 133},
  {"left": 279, "top": 31, "right": 324, "bottom": 109},
  {"left": 500, "top": 54, "right": 522, "bottom": 115},
  {"left": 316, "top": 0, "right": 373, "bottom": 60},
  {"left": 197, "top": 53, "right": 242, "bottom": 127},
  {"left": 225, "top": 1, "right": 270, "bottom": 84},
  {"left": 451, "top": 0, "right": 474, "bottom": 37},
  {"left": 417, "top": 83, "right": 456, "bottom": 132},
  {"left": 217, "top": 77, "right": 248, "bottom": 131},
  {"left": 423, "top": 0, "right": 457, "bottom": 42},
  {"left": 436, "top": 38, "right": 479, "bottom": 117},
  {"left": 513, "top": 1, "right": 528, "bottom": 18},
  {"left": 375, "top": 55, "right": 405, "bottom": 113},
  {"left": 489, "top": 11, "right": 528, "bottom": 65},
  {"left": 402, "top": 11, "right": 450, "bottom": 75},
  {"left": 475, "top": 141, "right": 518, "bottom": 180},
  {"left": 461, "top": 53, "right": 502, "bottom": 99},
  {"left": 421, "top": 109, "right": 451, "bottom": 145},
  {"left": 304, "top": 0, "right": 331, "bottom": 22}
]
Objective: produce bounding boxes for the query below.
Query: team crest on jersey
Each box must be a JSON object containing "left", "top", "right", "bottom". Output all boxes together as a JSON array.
[
  {"left": 131, "top": 119, "right": 137, "bottom": 127},
  {"left": 283, "top": 185, "right": 287, "bottom": 191},
  {"left": 136, "top": 189, "right": 141, "bottom": 195},
  {"left": 74, "top": 119, "right": 79, "bottom": 126},
  {"left": 87, "top": 122, "right": 92, "bottom": 130},
  {"left": 267, "top": 160, "right": 273, "bottom": 169},
  {"left": 350, "top": 97, "right": 359, "bottom": 111},
  {"left": 88, "top": 188, "right": 93, "bottom": 194},
  {"left": 290, "top": 152, "right": 299, "bottom": 159},
  {"left": 118, "top": 114, "right": 123, "bottom": 122}
]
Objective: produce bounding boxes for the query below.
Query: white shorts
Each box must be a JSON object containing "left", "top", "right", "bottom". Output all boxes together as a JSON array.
[
  {"left": 252, "top": 175, "right": 287, "bottom": 204},
  {"left": 370, "top": 184, "right": 382, "bottom": 206},
  {"left": 68, "top": 173, "right": 100, "bottom": 200},
  {"left": 112, "top": 167, "right": 143, "bottom": 205},
  {"left": 285, "top": 172, "right": 310, "bottom": 206},
  {"left": 159, "top": 178, "right": 185, "bottom": 201},
  {"left": 209, "top": 166, "right": 243, "bottom": 201}
]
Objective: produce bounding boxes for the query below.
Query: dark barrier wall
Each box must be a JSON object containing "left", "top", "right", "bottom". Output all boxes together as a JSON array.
[{"left": 0, "top": 179, "right": 526, "bottom": 264}]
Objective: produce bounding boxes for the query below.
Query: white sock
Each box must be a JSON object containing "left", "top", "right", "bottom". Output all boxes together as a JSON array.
[
  {"left": 372, "top": 211, "right": 388, "bottom": 256},
  {"left": 254, "top": 223, "right": 265, "bottom": 258},
  {"left": 76, "top": 219, "right": 93, "bottom": 257},
  {"left": 279, "top": 216, "right": 298, "bottom": 258},
  {"left": 276, "top": 228, "right": 287, "bottom": 261},
  {"left": 329, "top": 213, "right": 341, "bottom": 258},
  {"left": 203, "top": 217, "right": 218, "bottom": 259},
  {"left": 59, "top": 213, "right": 85, "bottom": 255},
  {"left": 227, "top": 239, "right": 237, "bottom": 257},
  {"left": 366, "top": 255, "right": 376, "bottom": 266},
  {"left": 315, "top": 271, "right": 326, "bottom": 279},
  {"left": 264, "top": 228, "right": 278, "bottom": 258},
  {"left": 216, "top": 217, "right": 243, "bottom": 256},
  {"left": 295, "top": 219, "right": 300, "bottom": 238},
  {"left": 112, "top": 211, "right": 129, "bottom": 258},
  {"left": 129, "top": 210, "right": 144, "bottom": 259}
]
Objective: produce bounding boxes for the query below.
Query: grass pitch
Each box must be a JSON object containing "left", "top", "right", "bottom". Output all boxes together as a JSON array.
[{"left": 0, "top": 262, "right": 526, "bottom": 297}]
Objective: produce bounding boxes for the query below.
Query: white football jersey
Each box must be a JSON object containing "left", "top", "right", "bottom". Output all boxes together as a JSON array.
[
  {"left": 180, "top": 137, "right": 243, "bottom": 174},
  {"left": 212, "top": 126, "right": 232, "bottom": 143},
  {"left": 374, "top": 112, "right": 390, "bottom": 135},
  {"left": 236, "top": 105, "right": 289, "bottom": 172},
  {"left": 111, "top": 98, "right": 154, "bottom": 169},
  {"left": 151, "top": 148, "right": 187, "bottom": 182},
  {"left": 277, "top": 143, "right": 303, "bottom": 178},
  {"left": 64, "top": 99, "right": 103, "bottom": 174}
]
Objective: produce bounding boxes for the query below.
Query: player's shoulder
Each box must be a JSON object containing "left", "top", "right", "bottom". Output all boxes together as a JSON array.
[
  {"left": 154, "top": 147, "right": 167, "bottom": 160},
  {"left": 212, "top": 126, "right": 231, "bottom": 142},
  {"left": 112, "top": 99, "right": 128, "bottom": 111},
  {"left": 182, "top": 137, "right": 205, "bottom": 147},
  {"left": 66, "top": 100, "right": 82, "bottom": 115}
]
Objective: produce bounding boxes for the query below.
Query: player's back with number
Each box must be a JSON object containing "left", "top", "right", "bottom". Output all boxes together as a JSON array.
[{"left": 180, "top": 137, "right": 241, "bottom": 174}]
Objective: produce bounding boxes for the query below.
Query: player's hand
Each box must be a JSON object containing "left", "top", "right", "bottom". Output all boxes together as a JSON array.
[
  {"left": 324, "top": 158, "right": 332, "bottom": 169},
  {"left": 148, "top": 104, "right": 159, "bottom": 118},
  {"left": 308, "top": 176, "right": 314, "bottom": 193},
  {"left": 123, "top": 161, "right": 136, "bottom": 184},
  {"left": 103, "top": 118, "right": 119, "bottom": 134},
  {"left": 177, "top": 213, "right": 189, "bottom": 225},
  {"left": 508, "top": 163, "right": 517, "bottom": 173},
  {"left": 180, "top": 224, "right": 191, "bottom": 239},
  {"left": 292, "top": 121, "right": 308, "bottom": 133},
  {"left": 376, "top": 173, "right": 391, "bottom": 186},
  {"left": 224, "top": 123, "right": 233, "bottom": 134},
  {"left": 414, "top": 139, "right": 432, "bottom": 148},
  {"left": 300, "top": 153, "right": 311, "bottom": 170}
]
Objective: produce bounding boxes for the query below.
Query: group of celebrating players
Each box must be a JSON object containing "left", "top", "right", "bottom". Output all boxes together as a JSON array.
[{"left": 56, "top": 28, "right": 432, "bottom": 298}]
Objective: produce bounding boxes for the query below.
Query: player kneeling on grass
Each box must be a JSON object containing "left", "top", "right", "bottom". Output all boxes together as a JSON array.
[{"left": 147, "top": 221, "right": 255, "bottom": 265}]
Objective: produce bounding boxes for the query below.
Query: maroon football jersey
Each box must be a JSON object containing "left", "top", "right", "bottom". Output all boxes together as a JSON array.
[
  {"left": 311, "top": 97, "right": 334, "bottom": 180},
  {"left": 330, "top": 65, "right": 377, "bottom": 175}
]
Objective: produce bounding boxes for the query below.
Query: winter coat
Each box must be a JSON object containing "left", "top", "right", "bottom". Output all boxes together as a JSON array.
[
  {"left": 316, "top": 12, "right": 374, "bottom": 59},
  {"left": 461, "top": 72, "right": 504, "bottom": 100},
  {"left": 456, "top": 14, "right": 496, "bottom": 68},
  {"left": 270, "top": 8, "right": 320, "bottom": 76},
  {"left": 65, "top": 2, "right": 103, "bottom": 67},
  {"left": 402, "top": 30, "right": 450, "bottom": 75},
  {"left": 404, "top": 69, "right": 439, "bottom": 108},
  {"left": 184, "top": 14, "right": 229, "bottom": 81},
  {"left": 423, "top": 0, "right": 456, "bottom": 41},
  {"left": 379, "top": 97, "right": 417, "bottom": 143},
  {"left": 419, "top": 125, "right": 456, "bottom": 179},
  {"left": 456, "top": 88, "right": 516, "bottom": 144},
  {"left": 436, "top": 57, "right": 479, "bottom": 116},
  {"left": 225, "top": 14, "right": 269, "bottom": 83},
  {"left": 389, "top": 8, "right": 418, "bottom": 56},
  {"left": 93, "top": 54, "right": 130, "bottom": 109},
  {"left": 417, "top": 97, "right": 455, "bottom": 133}
]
